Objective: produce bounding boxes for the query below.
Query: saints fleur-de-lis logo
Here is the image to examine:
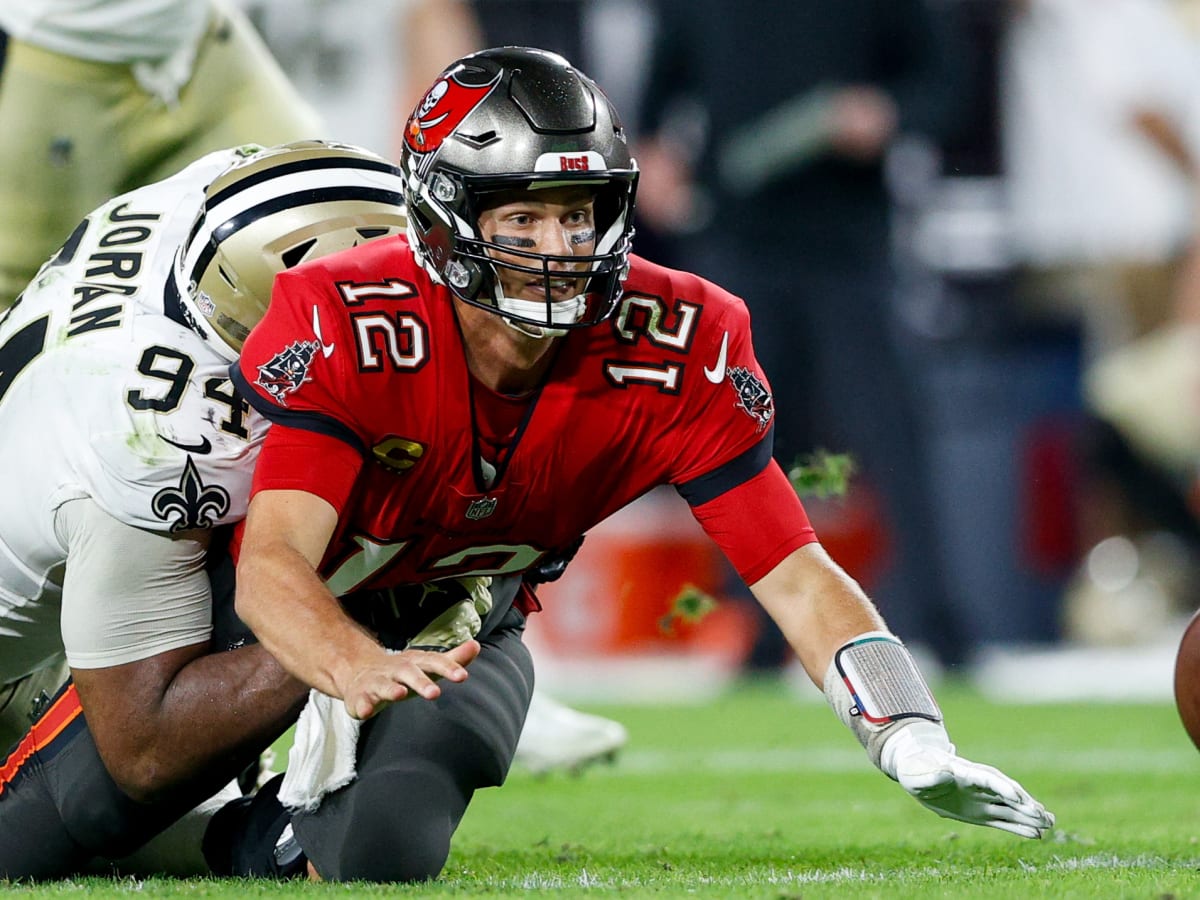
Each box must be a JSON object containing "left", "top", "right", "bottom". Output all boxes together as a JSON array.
[{"left": 151, "top": 456, "right": 231, "bottom": 532}]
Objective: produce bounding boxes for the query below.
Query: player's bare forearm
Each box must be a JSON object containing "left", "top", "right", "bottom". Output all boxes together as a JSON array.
[
  {"left": 72, "top": 641, "right": 306, "bottom": 805},
  {"left": 233, "top": 489, "right": 477, "bottom": 718},
  {"left": 235, "top": 490, "right": 375, "bottom": 699},
  {"left": 236, "top": 537, "right": 364, "bottom": 696},
  {"left": 236, "top": 538, "right": 478, "bottom": 719},
  {"left": 753, "top": 547, "right": 1055, "bottom": 838},
  {"left": 750, "top": 543, "right": 887, "bottom": 684}
]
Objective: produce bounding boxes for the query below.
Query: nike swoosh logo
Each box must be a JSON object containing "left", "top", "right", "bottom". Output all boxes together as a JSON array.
[
  {"left": 704, "top": 331, "right": 729, "bottom": 383},
  {"left": 160, "top": 434, "right": 213, "bottom": 454},
  {"left": 312, "top": 305, "right": 335, "bottom": 358}
]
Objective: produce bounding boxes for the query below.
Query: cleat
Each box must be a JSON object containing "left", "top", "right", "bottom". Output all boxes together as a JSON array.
[{"left": 514, "top": 692, "right": 628, "bottom": 776}]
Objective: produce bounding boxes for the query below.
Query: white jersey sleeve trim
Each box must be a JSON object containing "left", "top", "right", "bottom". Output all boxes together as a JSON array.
[{"left": 56, "top": 498, "right": 213, "bottom": 670}]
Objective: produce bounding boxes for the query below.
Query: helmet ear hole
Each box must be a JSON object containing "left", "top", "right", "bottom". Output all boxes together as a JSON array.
[{"left": 410, "top": 204, "right": 434, "bottom": 233}]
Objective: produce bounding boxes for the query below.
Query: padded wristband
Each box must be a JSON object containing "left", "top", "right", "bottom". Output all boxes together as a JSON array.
[{"left": 822, "top": 631, "right": 943, "bottom": 771}]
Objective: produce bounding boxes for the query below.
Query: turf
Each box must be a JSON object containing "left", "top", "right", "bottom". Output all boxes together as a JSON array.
[{"left": 6, "top": 677, "right": 1200, "bottom": 898}]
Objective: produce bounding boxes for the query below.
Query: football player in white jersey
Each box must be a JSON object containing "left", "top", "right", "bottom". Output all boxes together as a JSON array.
[
  {"left": 0, "top": 0, "right": 323, "bottom": 310},
  {"left": 0, "top": 140, "right": 483, "bottom": 879},
  {"left": 0, "top": 0, "right": 630, "bottom": 777}
]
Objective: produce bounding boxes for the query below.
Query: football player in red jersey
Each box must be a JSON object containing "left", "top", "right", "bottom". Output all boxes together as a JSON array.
[{"left": 219, "top": 47, "right": 1055, "bottom": 883}]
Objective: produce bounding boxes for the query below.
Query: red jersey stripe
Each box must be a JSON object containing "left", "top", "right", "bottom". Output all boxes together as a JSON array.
[{"left": 0, "top": 684, "right": 82, "bottom": 793}]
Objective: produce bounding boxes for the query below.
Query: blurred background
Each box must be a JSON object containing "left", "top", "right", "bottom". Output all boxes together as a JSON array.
[{"left": 14, "top": 0, "right": 1200, "bottom": 702}]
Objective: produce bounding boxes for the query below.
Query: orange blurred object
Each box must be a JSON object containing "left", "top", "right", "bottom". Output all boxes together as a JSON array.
[
  {"left": 532, "top": 488, "right": 735, "bottom": 657},
  {"left": 529, "top": 484, "right": 890, "bottom": 667}
]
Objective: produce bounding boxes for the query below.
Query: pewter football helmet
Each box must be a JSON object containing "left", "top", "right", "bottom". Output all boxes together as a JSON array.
[
  {"left": 177, "top": 140, "right": 408, "bottom": 353},
  {"left": 400, "top": 47, "right": 638, "bottom": 333}
]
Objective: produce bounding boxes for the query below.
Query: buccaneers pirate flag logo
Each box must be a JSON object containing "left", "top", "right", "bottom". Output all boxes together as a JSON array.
[
  {"left": 255, "top": 340, "right": 320, "bottom": 406},
  {"left": 405, "top": 66, "right": 502, "bottom": 154}
]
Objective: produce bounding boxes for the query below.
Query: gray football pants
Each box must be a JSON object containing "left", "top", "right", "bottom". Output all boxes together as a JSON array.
[{"left": 292, "top": 600, "right": 534, "bottom": 881}]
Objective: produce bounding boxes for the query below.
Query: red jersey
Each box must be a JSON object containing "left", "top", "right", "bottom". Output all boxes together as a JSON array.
[{"left": 232, "top": 236, "right": 814, "bottom": 596}]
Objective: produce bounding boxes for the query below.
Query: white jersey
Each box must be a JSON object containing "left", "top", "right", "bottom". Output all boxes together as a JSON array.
[
  {"left": 0, "top": 0, "right": 209, "bottom": 63},
  {"left": 0, "top": 147, "right": 269, "bottom": 683}
]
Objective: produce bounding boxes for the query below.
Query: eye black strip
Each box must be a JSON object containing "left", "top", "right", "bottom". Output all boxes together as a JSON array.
[{"left": 491, "top": 235, "right": 537, "bottom": 249}]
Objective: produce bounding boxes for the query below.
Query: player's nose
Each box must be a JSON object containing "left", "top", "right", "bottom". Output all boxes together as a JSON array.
[{"left": 540, "top": 223, "right": 575, "bottom": 262}]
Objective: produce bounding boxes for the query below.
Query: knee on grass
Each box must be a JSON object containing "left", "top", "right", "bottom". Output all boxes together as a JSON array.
[{"left": 300, "top": 763, "right": 462, "bottom": 883}]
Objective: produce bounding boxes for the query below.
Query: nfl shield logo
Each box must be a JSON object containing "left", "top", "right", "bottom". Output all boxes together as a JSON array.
[{"left": 465, "top": 497, "right": 498, "bottom": 520}]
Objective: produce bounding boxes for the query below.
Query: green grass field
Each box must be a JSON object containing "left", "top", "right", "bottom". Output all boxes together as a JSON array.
[{"left": 7, "top": 677, "right": 1200, "bottom": 898}]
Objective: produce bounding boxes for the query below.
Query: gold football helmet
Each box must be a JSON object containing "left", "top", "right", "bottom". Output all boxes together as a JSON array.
[{"left": 176, "top": 140, "right": 408, "bottom": 353}]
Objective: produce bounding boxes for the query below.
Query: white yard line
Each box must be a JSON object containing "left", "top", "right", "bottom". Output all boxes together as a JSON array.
[
  {"left": 581, "top": 746, "right": 1200, "bottom": 775},
  {"left": 499, "top": 853, "right": 1196, "bottom": 891}
]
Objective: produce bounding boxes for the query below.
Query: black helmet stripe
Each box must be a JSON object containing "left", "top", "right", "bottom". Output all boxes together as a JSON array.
[
  {"left": 176, "top": 141, "right": 408, "bottom": 356},
  {"left": 187, "top": 186, "right": 404, "bottom": 286},
  {"left": 204, "top": 154, "right": 402, "bottom": 210}
]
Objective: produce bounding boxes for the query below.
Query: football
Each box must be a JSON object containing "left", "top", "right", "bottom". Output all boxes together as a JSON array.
[{"left": 1173, "top": 609, "right": 1200, "bottom": 751}]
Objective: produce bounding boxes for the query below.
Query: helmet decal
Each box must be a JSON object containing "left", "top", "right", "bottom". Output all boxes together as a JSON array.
[
  {"left": 405, "top": 70, "right": 502, "bottom": 155},
  {"left": 535, "top": 150, "right": 606, "bottom": 172}
]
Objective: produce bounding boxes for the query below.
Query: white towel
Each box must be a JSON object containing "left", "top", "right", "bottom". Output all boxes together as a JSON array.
[
  {"left": 277, "top": 576, "right": 494, "bottom": 812},
  {"left": 278, "top": 688, "right": 361, "bottom": 813}
]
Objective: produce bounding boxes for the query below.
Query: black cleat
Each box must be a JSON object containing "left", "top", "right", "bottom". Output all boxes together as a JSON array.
[{"left": 202, "top": 773, "right": 308, "bottom": 878}]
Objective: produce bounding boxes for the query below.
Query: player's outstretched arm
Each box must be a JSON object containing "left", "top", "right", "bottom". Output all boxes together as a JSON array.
[
  {"left": 751, "top": 543, "right": 1055, "bottom": 839},
  {"left": 236, "top": 489, "right": 476, "bottom": 721},
  {"left": 74, "top": 642, "right": 306, "bottom": 805}
]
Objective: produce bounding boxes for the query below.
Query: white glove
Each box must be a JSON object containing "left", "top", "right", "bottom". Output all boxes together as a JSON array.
[{"left": 880, "top": 721, "right": 1056, "bottom": 839}]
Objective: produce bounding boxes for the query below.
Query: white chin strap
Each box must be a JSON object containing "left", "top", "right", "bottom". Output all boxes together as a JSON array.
[
  {"left": 496, "top": 291, "right": 586, "bottom": 339},
  {"left": 503, "top": 318, "right": 564, "bottom": 339}
]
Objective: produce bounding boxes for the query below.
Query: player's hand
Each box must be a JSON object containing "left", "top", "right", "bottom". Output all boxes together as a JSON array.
[
  {"left": 341, "top": 639, "right": 481, "bottom": 720},
  {"left": 881, "top": 721, "right": 1055, "bottom": 839},
  {"left": 825, "top": 85, "right": 897, "bottom": 161}
]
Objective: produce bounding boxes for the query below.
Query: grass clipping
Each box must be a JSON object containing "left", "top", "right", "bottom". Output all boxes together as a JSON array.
[{"left": 659, "top": 449, "right": 855, "bottom": 634}]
